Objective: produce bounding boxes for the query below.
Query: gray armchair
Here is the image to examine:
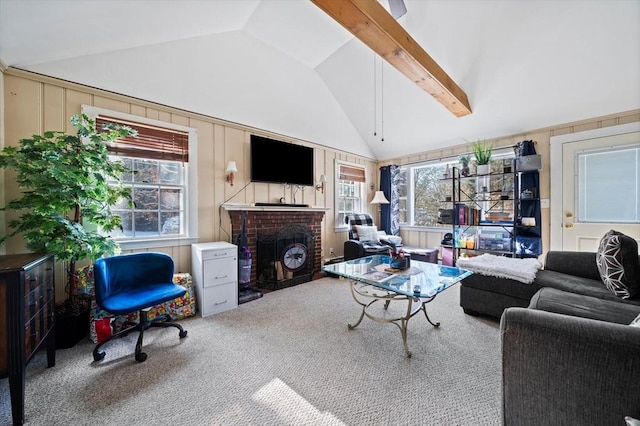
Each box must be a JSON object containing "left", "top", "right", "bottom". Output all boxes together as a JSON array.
[{"left": 501, "top": 307, "right": 640, "bottom": 425}]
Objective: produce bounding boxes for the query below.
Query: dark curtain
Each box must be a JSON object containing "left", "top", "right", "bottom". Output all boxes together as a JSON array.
[{"left": 379, "top": 165, "right": 400, "bottom": 235}]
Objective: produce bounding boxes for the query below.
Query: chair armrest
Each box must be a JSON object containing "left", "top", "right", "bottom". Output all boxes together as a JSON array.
[
  {"left": 543, "top": 251, "right": 601, "bottom": 280},
  {"left": 379, "top": 239, "right": 396, "bottom": 250},
  {"left": 501, "top": 308, "right": 640, "bottom": 425},
  {"left": 344, "top": 240, "right": 365, "bottom": 261}
]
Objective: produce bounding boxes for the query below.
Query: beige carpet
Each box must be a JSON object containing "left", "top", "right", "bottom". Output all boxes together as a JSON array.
[{"left": 1, "top": 277, "right": 501, "bottom": 425}]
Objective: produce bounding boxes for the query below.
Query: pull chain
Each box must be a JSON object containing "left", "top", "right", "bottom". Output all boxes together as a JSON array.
[
  {"left": 381, "top": 60, "right": 384, "bottom": 142},
  {"left": 373, "top": 53, "right": 377, "bottom": 137}
]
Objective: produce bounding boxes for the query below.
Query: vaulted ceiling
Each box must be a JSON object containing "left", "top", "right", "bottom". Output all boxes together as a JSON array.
[{"left": 1, "top": 0, "right": 638, "bottom": 160}]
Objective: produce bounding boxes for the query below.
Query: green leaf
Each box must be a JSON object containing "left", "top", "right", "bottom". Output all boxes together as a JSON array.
[{"left": 0, "top": 113, "right": 136, "bottom": 269}]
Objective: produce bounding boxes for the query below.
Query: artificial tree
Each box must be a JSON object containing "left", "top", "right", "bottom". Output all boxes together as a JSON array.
[{"left": 0, "top": 113, "right": 136, "bottom": 313}]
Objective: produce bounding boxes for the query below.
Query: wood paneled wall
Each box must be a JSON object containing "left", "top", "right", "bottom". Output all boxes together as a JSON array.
[
  {"left": 380, "top": 110, "right": 640, "bottom": 261},
  {"left": 0, "top": 68, "right": 376, "bottom": 299},
  {"left": 1, "top": 67, "right": 638, "bottom": 299}
]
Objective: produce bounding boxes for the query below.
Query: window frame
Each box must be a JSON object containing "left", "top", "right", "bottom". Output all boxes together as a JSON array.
[
  {"left": 82, "top": 105, "right": 198, "bottom": 250},
  {"left": 334, "top": 160, "right": 367, "bottom": 231},
  {"left": 576, "top": 145, "right": 640, "bottom": 223},
  {"left": 400, "top": 148, "right": 515, "bottom": 230}
]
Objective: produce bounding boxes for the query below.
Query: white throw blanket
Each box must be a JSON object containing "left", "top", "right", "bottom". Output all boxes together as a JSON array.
[{"left": 455, "top": 253, "right": 543, "bottom": 284}]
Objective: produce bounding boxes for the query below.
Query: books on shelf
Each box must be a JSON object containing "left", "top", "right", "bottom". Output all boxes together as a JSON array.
[
  {"left": 454, "top": 203, "right": 515, "bottom": 226},
  {"left": 454, "top": 203, "right": 481, "bottom": 225}
]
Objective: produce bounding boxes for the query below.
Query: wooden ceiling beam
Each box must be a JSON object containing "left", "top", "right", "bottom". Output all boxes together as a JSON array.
[{"left": 311, "top": 0, "right": 472, "bottom": 117}]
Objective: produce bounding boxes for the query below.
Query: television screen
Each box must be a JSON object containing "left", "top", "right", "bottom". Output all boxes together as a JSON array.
[{"left": 250, "top": 135, "right": 314, "bottom": 186}]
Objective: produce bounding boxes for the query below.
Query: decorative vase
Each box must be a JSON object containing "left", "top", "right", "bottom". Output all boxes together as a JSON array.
[
  {"left": 477, "top": 164, "right": 490, "bottom": 175},
  {"left": 390, "top": 254, "right": 410, "bottom": 270}
]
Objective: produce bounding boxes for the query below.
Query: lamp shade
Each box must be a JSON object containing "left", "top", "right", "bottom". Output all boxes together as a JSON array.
[
  {"left": 370, "top": 190, "right": 389, "bottom": 204},
  {"left": 225, "top": 161, "right": 238, "bottom": 173},
  {"left": 319, "top": 174, "right": 327, "bottom": 183}
]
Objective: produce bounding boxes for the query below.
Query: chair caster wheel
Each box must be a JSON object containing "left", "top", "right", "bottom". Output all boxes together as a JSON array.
[
  {"left": 93, "top": 351, "right": 106, "bottom": 362},
  {"left": 135, "top": 352, "right": 148, "bottom": 362},
  {"left": 179, "top": 330, "right": 188, "bottom": 338}
]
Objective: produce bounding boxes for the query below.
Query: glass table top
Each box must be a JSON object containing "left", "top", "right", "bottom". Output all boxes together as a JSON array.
[{"left": 322, "top": 255, "right": 473, "bottom": 298}]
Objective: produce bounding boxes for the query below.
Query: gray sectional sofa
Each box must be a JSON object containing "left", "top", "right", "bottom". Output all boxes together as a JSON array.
[
  {"left": 460, "top": 250, "right": 640, "bottom": 319},
  {"left": 487, "top": 242, "right": 640, "bottom": 425},
  {"left": 501, "top": 306, "right": 640, "bottom": 425},
  {"left": 497, "top": 250, "right": 640, "bottom": 425}
]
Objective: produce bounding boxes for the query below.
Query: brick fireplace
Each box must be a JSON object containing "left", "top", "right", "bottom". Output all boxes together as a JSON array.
[{"left": 227, "top": 207, "right": 326, "bottom": 290}]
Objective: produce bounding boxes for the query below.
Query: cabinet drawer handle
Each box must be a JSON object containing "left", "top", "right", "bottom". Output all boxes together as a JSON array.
[
  {"left": 214, "top": 300, "right": 228, "bottom": 306},
  {"left": 214, "top": 275, "right": 228, "bottom": 279},
  {"left": 213, "top": 252, "right": 227, "bottom": 257}
]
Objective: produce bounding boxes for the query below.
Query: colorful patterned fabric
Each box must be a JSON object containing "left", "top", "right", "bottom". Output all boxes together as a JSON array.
[
  {"left": 389, "top": 165, "right": 401, "bottom": 236},
  {"left": 595, "top": 230, "right": 639, "bottom": 299},
  {"left": 75, "top": 266, "right": 196, "bottom": 343}
]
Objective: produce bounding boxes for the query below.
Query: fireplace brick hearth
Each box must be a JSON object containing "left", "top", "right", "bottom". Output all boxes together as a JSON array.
[{"left": 228, "top": 208, "right": 325, "bottom": 289}]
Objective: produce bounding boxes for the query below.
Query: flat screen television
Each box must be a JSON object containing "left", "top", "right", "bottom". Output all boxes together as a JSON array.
[{"left": 250, "top": 135, "right": 315, "bottom": 186}]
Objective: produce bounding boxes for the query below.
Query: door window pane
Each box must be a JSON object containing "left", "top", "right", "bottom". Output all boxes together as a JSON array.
[{"left": 577, "top": 147, "right": 639, "bottom": 223}]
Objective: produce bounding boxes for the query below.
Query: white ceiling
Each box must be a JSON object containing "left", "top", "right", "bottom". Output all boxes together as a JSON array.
[{"left": 1, "top": 0, "right": 639, "bottom": 161}]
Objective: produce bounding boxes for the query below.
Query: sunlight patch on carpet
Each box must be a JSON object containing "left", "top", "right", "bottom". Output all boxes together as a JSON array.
[{"left": 252, "top": 378, "right": 346, "bottom": 426}]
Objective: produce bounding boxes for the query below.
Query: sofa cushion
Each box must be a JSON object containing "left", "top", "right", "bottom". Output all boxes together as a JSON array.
[
  {"left": 355, "top": 224, "right": 380, "bottom": 242},
  {"left": 595, "top": 230, "right": 640, "bottom": 299},
  {"left": 529, "top": 287, "right": 640, "bottom": 325},
  {"left": 460, "top": 273, "right": 543, "bottom": 300},
  {"left": 534, "top": 269, "right": 637, "bottom": 303},
  {"left": 544, "top": 251, "right": 601, "bottom": 281}
]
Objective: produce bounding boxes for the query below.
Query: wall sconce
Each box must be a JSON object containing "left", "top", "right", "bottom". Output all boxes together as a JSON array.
[
  {"left": 225, "top": 161, "right": 238, "bottom": 186},
  {"left": 315, "top": 174, "right": 327, "bottom": 194},
  {"left": 370, "top": 190, "right": 389, "bottom": 205}
]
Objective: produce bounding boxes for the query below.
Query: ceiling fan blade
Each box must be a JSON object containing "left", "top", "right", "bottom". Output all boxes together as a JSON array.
[{"left": 388, "top": 0, "right": 407, "bottom": 19}]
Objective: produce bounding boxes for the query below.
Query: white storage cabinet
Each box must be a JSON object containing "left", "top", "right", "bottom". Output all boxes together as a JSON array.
[{"left": 191, "top": 242, "right": 238, "bottom": 317}]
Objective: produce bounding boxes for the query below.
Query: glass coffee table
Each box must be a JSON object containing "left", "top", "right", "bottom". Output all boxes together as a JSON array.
[{"left": 322, "top": 255, "right": 472, "bottom": 357}]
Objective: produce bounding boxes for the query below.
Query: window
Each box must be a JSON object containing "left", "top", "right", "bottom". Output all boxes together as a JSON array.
[
  {"left": 108, "top": 157, "right": 185, "bottom": 238},
  {"left": 397, "top": 161, "right": 456, "bottom": 227},
  {"left": 82, "top": 106, "right": 198, "bottom": 249},
  {"left": 401, "top": 150, "right": 514, "bottom": 228},
  {"left": 335, "top": 161, "right": 366, "bottom": 229},
  {"left": 577, "top": 146, "right": 640, "bottom": 223}
]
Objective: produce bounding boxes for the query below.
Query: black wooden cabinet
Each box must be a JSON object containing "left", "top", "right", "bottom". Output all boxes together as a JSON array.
[{"left": 0, "top": 253, "right": 56, "bottom": 425}]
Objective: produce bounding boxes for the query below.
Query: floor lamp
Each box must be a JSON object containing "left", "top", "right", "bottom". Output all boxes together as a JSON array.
[{"left": 370, "top": 190, "right": 389, "bottom": 229}]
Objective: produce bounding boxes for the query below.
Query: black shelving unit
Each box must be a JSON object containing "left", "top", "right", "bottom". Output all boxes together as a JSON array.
[
  {"left": 446, "top": 162, "right": 520, "bottom": 265},
  {"left": 514, "top": 144, "right": 543, "bottom": 258},
  {"left": 442, "top": 151, "right": 542, "bottom": 265}
]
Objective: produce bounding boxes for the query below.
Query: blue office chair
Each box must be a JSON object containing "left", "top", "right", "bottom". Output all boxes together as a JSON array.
[{"left": 92, "top": 252, "right": 188, "bottom": 362}]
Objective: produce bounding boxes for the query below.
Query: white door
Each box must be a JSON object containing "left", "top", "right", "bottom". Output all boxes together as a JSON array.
[{"left": 550, "top": 123, "right": 640, "bottom": 252}]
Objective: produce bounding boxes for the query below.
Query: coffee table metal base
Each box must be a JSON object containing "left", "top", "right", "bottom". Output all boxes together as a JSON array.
[{"left": 347, "top": 280, "right": 440, "bottom": 358}]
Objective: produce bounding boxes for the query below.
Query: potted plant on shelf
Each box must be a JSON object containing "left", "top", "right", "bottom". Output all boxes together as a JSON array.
[
  {"left": 471, "top": 139, "right": 493, "bottom": 175},
  {"left": 0, "top": 114, "right": 136, "bottom": 348},
  {"left": 458, "top": 155, "right": 471, "bottom": 177}
]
